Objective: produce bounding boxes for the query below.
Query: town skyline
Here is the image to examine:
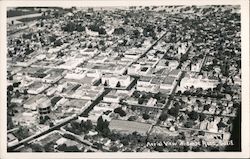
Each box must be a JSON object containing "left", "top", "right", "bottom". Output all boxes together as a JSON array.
[{"left": 6, "top": 5, "right": 242, "bottom": 153}]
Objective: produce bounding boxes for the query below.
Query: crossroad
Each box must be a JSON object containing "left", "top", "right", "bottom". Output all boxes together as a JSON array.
[{"left": 8, "top": 30, "right": 172, "bottom": 152}]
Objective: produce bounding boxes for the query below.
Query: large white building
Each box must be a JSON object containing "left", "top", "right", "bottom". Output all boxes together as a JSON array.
[
  {"left": 180, "top": 74, "right": 219, "bottom": 90},
  {"left": 160, "top": 76, "right": 176, "bottom": 91},
  {"left": 137, "top": 76, "right": 164, "bottom": 93},
  {"left": 23, "top": 94, "right": 50, "bottom": 110},
  {"left": 101, "top": 74, "right": 131, "bottom": 88}
]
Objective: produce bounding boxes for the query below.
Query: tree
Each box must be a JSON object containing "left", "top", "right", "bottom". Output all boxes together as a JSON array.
[
  {"left": 159, "top": 113, "right": 168, "bottom": 121},
  {"left": 96, "top": 116, "right": 110, "bottom": 137},
  {"left": 85, "top": 120, "right": 93, "bottom": 131},
  {"left": 113, "top": 27, "right": 125, "bottom": 35},
  {"left": 98, "top": 27, "right": 106, "bottom": 35},
  {"left": 96, "top": 116, "right": 104, "bottom": 131},
  {"left": 203, "top": 104, "right": 211, "bottom": 111},
  {"left": 49, "top": 35, "right": 57, "bottom": 43},
  {"left": 14, "top": 126, "right": 30, "bottom": 140},
  {"left": 44, "top": 115, "right": 50, "bottom": 121},
  {"left": 128, "top": 116, "right": 137, "bottom": 121},
  {"left": 39, "top": 116, "right": 45, "bottom": 124},
  {"left": 104, "top": 80, "right": 108, "bottom": 86},
  {"left": 102, "top": 127, "right": 111, "bottom": 138},
  {"left": 133, "top": 91, "right": 141, "bottom": 98},
  {"left": 7, "top": 85, "right": 14, "bottom": 92},
  {"left": 142, "top": 25, "right": 155, "bottom": 38},
  {"left": 114, "top": 107, "right": 126, "bottom": 117},
  {"left": 121, "top": 138, "right": 129, "bottom": 146},
  {"left": 70, "top": 121, "right": 81, "bottom": 134},
  {"left": 184, "top": 120, "right": 194, "bottom": 128},
  {"left": 217, "top": 121, "right": 227, "bottom": 129},
  {"left": 157, "top": 26, "right": 162, "bottom": 32},
  {"left": 220, "top": 62, "right": 230, "bottom": 77},
  {"left": 93, "top": 142, "right": 103, "bottom": 149},
  {"left": 76, "top": 24, "right": 85, "bottom": 32},
  {"left": 138, "top": 97, "right": 144, "bottom": 105},
  {"left": 99, "top": 40, "right": 105, "bottom": 46},
  {"left": 188, "top": 111, "right": 199, "bottom": 121},
  {"left": 198, "top": 131, "right": 205, "bottom": 136},
  {"left": 154, "top": 92, "right": 162, "bottom": 100},
  {"left": 57, "top": 143, "right": 67, "bottom": 151},
  {"left": 16, "top": 39, "right": 21, "bottom": 45},
  {"left": 165, "top": 61, "right": 169, "bottom": 66},
  {"left": 116, "top": 81, "right": 121, "bottom": 87},
  {"left": 199, "top": 113, "right": 206, "bottom": 122},
  {"left": 7, "top": 115, "right": 14, "bottom": 130},
  {"left": 49, "top": 122, "right": 54, "bottom": 127},
  {"left": 44, "top": 142, "right": 54, "bottom": 152},
  {"left": 54, "top": 39, "right": 63, "bottom": 47},
  {"left": 31, "top": 143, "right": 44, "bottom": 152},
  {"left": 15, "top": 90, "right": 21, "bottom": 98},
  {"left": 62, "top": 22, "right": 75, "bottom": 32},
  {"left": 154, "top": 145, "right": 164, "bottom": 152},
  {"left": 13, "top": 82, "right": 20, "bottom": 87},
  {"left": 110, "top": 145, "right": 119, "bottom": 152},
  {"left": 8, "top": 103, "right": 16, "bottom": 116},
  {"left": 158, "top": 98, "right": 166, "bottom": 104},
  {"left": 65, "top": 145, "right": 80, "bottom": 152},
  {"left": 168, "top": 107, "right": 179, "bottom": 118},
  {"left": 142, "top": 113, "right": 150, "bottom": 120},
  {"left": 8, "top": 75, "right": 13, "bottom": 81},
  {"left": 176, "top": 90, "right": 182, "bottom": 96},
  {"left": 131, "top": 105, "right": 136, "bottom": 111},
  {"left": 132, "top": 29, "right": 140, "bottom": 38},
  {"left": 62, "top": 133, "right": 75, "bottom": 141}
]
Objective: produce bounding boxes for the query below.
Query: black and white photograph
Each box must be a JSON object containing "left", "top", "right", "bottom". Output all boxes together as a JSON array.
[{"left": 0, "top": 0, "right": 249, "bottom": 158}]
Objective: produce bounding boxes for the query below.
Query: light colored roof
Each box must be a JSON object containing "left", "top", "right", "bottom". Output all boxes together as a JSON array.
[
  {"left": 7, "top": 133, "right": 17, "bottom": 142},
  {"left": 65, "top": 99, "right": 89, "bottom": 108},
  {"left": 37, "top": 97, "right": 51, "bottom": 109},
  {"left": 151, "top": 77, "right": 163, "bottom": 84},
  {"left": 139, "top": 76, "right": 152, "bottom": 82},
  {"left": 24, "top": 94, "right": 45, "bottom": 105},
  {"left": 169, "top": 69, "right": 181, "bottom": 76},
  {"left": 162, "top": 76, "right": 175, "bottom": 85}
]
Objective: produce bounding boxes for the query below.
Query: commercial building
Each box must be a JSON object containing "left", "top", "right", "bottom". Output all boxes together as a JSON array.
[
  {"left": 160, "top": 76, "right": 176, "bottom": 91},
  {"left": 23, "top": 94, "right": 49, "bottom": 110},
  {"left": 180, "top": 73, "right": 219, "bottom": 90},
  {"left": 37, "top": 99, "right": 51, "bottom": 117},
  {"left": 101, "top": 74, "right": 131, "bottom": 88}
]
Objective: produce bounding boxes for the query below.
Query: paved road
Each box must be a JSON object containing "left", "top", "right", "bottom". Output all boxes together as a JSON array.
[
  {"left": 7, "top": 114, "right": 78, "bottom": 151},
  {"left": 155, "top": 46, "right": 192, "bottom": 125},
  {"left": 128, "top": 32, "right": 170, "bottom": 68},
  {"left": 7, "top": 88, "right": 111, "bottom": 151},
  {"left": 7, "top": 31, "right": 170, "bottom": 152}
]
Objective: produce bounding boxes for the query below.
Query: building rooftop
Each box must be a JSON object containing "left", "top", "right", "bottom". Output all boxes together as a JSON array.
[
  {"left": 162, "top": 76, "right": 176, "bottom": 85},
  {"left": 64, "top": 99, "right": 90, "bottom": 109},
  {"left": 151, "top": 77, "right": 163, "bottom": 84},
  {"left": 7, "top": 133, "right": 18, "bottom": 142},
  {"left": 24, "top": 94, "right": 46, "bottom": 106},
  {"left": 168, "top": 69, "right": 181, "bottom": 77},
  {"left": 139, "top": 76, "right": 152, "bottom": 82}
]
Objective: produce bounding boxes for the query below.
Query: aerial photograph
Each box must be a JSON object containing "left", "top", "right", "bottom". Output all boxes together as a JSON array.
[{"left": 6, "top": 5, "right": 241, "bottom": 152}]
